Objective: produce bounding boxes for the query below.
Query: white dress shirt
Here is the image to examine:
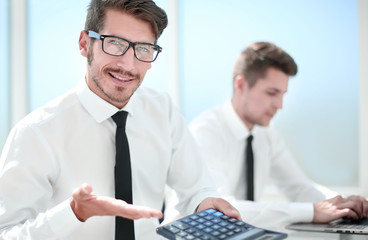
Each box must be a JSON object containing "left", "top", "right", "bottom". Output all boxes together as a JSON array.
[
  {"left": 0, "top": 80, "right": 219, "bottom": 239},
  {"left": 189, "top": 100, "right": 337, "bottom": 228}
]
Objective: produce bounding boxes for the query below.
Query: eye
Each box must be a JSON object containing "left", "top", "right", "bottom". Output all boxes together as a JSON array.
[
  {"left": 105, "top": 37, "right": 129, "bottom": 48},
  {"left": 107, "top": 39, "right": 124, "bottom": 47},
  {"left": 266, "top": 90, "right": 277, "bottom": 96},
  {"left": 136, "top": 45, "right": 150, "bottom": 53},
  {"left": 109, "top": 39, "right": 120, "bottom": 45}
]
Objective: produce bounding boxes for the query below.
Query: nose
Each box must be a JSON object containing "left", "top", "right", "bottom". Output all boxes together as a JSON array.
[
  {"left": 116, "top": 46, "right": 136, "bottom": 70},
  {"left": 274, "top": 96, "right": 284, "bottom": 110}
]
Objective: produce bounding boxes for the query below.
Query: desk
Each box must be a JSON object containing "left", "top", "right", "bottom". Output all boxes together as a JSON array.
[{"left": 283, "top": 229, "right": 367, "bottom": 240}]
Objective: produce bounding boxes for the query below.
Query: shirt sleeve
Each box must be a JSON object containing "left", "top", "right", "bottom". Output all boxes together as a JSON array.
[
  {"left": 267, "top": 127, "right": 338, "bottom": 202},
  {"left": 0, "top": 124, "right": 82, "bottom": 239},
  {"left": 230, "top": 199, "right": 314, "bottom": 229},
  {"left": 165, "top": 102, "right": 220, "bottom": 217}
]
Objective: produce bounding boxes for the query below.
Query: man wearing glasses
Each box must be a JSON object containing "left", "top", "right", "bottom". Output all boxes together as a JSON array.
[{"left": 0, "top": 0, "right": 240, "bottom": 239}]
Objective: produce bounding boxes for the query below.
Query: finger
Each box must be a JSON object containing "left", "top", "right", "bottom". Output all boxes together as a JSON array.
[
  {"left": 338, "top": 208, "right": 360, "bottom": 220},
  {"left": 135, "top": 206, "right": 163, "bottom": 219},
  {"left": 119, "top": 203, "right": 163, "bottom": 219},
  {"left": 334, "top": 198, "right": 363, "bottom": 219},
  {"left": 212, "top": 199, "right": 241, "bottom": 220},
  {"left": 363, "top": 198, "right": 368, "bottom": 217}
]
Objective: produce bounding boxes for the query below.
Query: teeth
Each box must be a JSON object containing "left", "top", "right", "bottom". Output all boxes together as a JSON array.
[{"left": 111, "top": 72, "right": 130, "bottom": 81}]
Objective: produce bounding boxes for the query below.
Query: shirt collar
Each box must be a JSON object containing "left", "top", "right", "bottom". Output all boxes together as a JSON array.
[
  {"left": 76, "top": 78, "right": 135, "bottom": 123},
  {"left": 222, "top": 99, "right": 251, "bottom": 140}
]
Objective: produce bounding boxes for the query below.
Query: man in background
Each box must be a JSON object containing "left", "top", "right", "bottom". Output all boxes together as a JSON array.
[{"left": 189, "top": 41, "right": 368, "bottom": 228}]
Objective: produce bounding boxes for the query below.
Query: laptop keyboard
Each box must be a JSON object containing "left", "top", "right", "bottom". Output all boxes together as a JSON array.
[
  {"left": 328, "top": 218, "right": 368, "bottom": 230},
  {"left": 156, "top": 208, "right": 287, "bottom": 240}
]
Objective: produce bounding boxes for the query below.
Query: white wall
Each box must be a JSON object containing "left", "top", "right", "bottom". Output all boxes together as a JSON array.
[{"left": 1, "top": 0, "right": 366, "bottom": 194}]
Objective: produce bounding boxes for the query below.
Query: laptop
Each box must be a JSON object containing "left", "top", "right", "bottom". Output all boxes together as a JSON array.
[{"left": 286, "top": 217, "right": 368, "bottom": 234}]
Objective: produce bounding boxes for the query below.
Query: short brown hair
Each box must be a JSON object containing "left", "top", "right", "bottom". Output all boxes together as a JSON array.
[
  {"left": 85, "top": 0, "right": 168, "bottom": 42},
  {"left": 233, "top": 42, "right": 298, "bottom": 87}
]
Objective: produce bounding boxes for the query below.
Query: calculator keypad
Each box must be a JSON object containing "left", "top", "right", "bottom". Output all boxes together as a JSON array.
[{"left": 160, "top": 209, "right": 263, "bottom": 240}]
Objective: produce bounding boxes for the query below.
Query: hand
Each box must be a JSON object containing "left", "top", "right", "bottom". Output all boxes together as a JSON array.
[
  {"left": 196, "top": 197, "right": 241, "bottom": 220},
  {"left": 70, "top": 183, "right": 163, "bottom": 222},
  {"left": 313, "top": 195, "right": 368, "bottom": 223},
  {"left": 346, "top": 195, "right": 368, "bottom": 218}
]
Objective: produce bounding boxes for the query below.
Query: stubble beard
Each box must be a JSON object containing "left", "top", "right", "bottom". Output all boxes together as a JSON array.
[{"left": 87, "top": 47, "right": 142, "bottom": 106}]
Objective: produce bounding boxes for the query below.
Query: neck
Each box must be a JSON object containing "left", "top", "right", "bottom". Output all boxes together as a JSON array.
[{"left": 231, "top": 98, "right": 254, "bottom": 131}]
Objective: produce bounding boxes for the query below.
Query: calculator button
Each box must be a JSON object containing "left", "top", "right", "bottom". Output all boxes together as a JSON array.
[
  {"left": 197, "top": 218, "right": 206, "bottom": 223},
  {"left": 204, "top": 221, "right": 212, "bottom": 226},
  {"left": 177, "top": 231, "right": 187, "bottom": 237},
  {"left": 219, "top": 222, "right": 229, "bottom": 227},
  {"left": 211, "top": 218, "right": 221, "bottom": 224},
  {"left": 219, "top": 228, "right": 228, "bottom": 233},
  {"left": 189, "top": 221, "right": 198, "bottom": 226},
  {"left": 235, "top": 221, "right": 246, "bottom": 227},
  {"left": 226, "top": 224, "right": 235, "bottom": 230},
  {"left": 163, "top": 225, "right": 180, "bottom": 234},
  {"left": 197, "top": 224, "right": 205, "bottom": 229},
  {"left": 213, "top": 211, "right": 224, "bottom": 217},
  {"left": 212, "top": 225, "right": 221, "bottom": 230},
  {"left": 185, "top": 228, "right": 195, "bottom": 234},
  {"left": 204, "top": 216, "right": 214, "bottom": 221},
  {"left": 205, "top": 209, "right": 216, "bottom": 214},
  {"left": 197, "top": 212, "right": 207, "bottom": 217},
  {"left": 210, "top": 231, "right": 220, "bottom": 236},
  {"left": 185, "top": 235, "right": 195, "bottom": 240},
  {"left": 220, "top": 215, "right": 229, "bottom": 220},
  {"left": 219, "top": 234, "right": 227, "bottom": 239},
  {"left": 172, "top": 222, "right": 189, "bottom": 230},
  {"left": 234, "top": 227, "right": 242, "bottom": 233}
]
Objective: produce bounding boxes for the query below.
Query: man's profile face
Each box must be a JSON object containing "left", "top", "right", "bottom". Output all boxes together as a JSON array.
[
  {"left": 82, "top": 9, "right": 155, "bottom": 109},
  {"left": 238, "top": 67, "right": 289, "bottom": 129}
]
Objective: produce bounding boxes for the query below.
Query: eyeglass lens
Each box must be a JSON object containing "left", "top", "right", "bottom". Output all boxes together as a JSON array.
[{"left": 103, "top": 36, "right": 159, "bottom": 62}]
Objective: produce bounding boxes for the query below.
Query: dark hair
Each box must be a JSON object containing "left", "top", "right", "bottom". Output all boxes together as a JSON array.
[
  {"left": 233, "top": 42, "right": 298, "bottom": 87},
  {"left": 85, "top": 0, "right": 168, "bottom": 42}
]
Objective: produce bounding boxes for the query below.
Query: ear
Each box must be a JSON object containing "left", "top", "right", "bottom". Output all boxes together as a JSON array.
[
  {"left": 79, "top": 30, "right": 89, "bottom": 58},
  {"left": 234, "top": 74, "right": 248, "bottom": 92}
]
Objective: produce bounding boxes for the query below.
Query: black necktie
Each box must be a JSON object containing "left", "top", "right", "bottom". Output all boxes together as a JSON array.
[
  {"left": 112, "top": 111, "right": 135, "bottom": 240},
  {"left": 246, "top": 135, "right": 254, "bottom": 201}
]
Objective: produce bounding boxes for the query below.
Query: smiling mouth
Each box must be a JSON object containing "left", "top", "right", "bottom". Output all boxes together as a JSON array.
[{"left": 109, "top": 72, "right": 133, "bottom": 82}]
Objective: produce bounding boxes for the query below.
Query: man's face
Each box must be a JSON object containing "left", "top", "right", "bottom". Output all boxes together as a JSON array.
[
  {"left": 235, "top": 67, "right": 289, "bottom": 130},
  {"left": 80, "top": 9, "right": 155, "bottom": 108}
]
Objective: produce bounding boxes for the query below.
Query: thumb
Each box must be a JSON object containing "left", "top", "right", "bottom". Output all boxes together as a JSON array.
[
  {"left": 80, "top": 183, "right": 93, "bottom": 195},
  {"left": 73, "top": 183, "right": 93, "bottom": 200}
]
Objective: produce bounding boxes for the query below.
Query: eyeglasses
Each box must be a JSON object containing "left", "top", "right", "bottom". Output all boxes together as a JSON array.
[{"left": 87, "top": 30, "right": 162, "bottom": 63}]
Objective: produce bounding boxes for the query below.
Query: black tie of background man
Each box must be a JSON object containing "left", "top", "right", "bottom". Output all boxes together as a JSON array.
[
  {"left": 246, "top": 135, "right": 254, "bottom": 201},
  {"left": 112, "top": 111, "right": 135, "bottom": 240}
]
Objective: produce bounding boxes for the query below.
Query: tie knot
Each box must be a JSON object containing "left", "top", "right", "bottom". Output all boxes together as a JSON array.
[
  {"left": 112, "top": 111, "right": 128, "bottom": 128},
  {"left": 247, "top": 135, "right": 253, "bottom": 143}
]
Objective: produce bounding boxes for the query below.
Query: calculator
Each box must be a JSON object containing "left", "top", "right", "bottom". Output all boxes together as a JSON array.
[{"left": 156, "top": 208, "right": 287, "bottom": 240}]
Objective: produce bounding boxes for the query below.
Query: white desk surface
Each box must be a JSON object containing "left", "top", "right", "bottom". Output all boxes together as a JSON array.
[{"left": 282, "top": 229, "right": 367, "bottom": 240}]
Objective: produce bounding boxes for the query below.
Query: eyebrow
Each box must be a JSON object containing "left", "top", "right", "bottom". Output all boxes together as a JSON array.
[{"left": 266, "top": 87, "right": 287, "bottom": 94}]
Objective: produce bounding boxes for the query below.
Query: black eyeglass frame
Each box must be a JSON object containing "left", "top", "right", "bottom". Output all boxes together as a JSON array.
[{"left": 87, "top": 30, "right": 162, "bottom": 63}]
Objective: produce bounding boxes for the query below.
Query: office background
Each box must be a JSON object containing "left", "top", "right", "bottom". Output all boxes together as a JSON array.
[{"left": 1, "top": 0, "right": 367, "bottom": 196}]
